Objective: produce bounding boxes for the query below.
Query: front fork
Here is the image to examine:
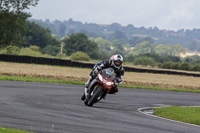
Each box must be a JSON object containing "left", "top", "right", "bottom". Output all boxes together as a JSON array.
[
  {"left": 87, "top": 79, "right": 97, "bottom": 95},
  {"left": 84, "top": 79, "right": 97, "bottom": 105}
]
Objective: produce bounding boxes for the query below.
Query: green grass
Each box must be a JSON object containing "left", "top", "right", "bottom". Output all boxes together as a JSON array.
[
  {"left": 0, "top": 127, "right": 32, "bottom": 133},
  {"left": 153, "top": 106, "right": 200, "bottom": 125},
  {"left": 1, "top": 75, "right": 200, "bottom": 93},
  {"left": 120, "top": 84, "right": 200, "bottom": 93},
  {"left": 0, "top": 75, "right": 85, "bottom": 85}
]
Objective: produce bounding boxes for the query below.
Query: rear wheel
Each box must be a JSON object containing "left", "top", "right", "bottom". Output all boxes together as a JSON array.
[{"left": 87, "top": 87, "right": 103, "bottom": 107}]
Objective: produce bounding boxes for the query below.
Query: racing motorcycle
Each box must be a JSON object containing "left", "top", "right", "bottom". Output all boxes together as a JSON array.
[{"left": 82, "top": 68, "right": 117, "bottom": 107}]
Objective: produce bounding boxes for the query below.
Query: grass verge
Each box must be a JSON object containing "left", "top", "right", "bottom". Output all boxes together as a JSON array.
[
  {"left": 0, "top": 75, "right": 85, "bottom": 85},
  {"left": 0, "top": 127, "right": 32, "bottom": 133},
  {"left": 153, "top": 106, "right": 200, "bottom": 126},
  {"left": 1, "top": 75, "right": 200, "bottom": 93},
  {"left": 120, "top": 84, "right": 200, "bottom": 93}
]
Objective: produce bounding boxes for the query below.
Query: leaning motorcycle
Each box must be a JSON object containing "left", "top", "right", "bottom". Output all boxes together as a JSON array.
[{"left": 82, "top": 68, "right": 117, "bottom": 107}]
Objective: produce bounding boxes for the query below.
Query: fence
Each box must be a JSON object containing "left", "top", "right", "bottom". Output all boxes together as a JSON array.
[{"left": 1, "top": 54, "right": 200, "bottom": 77}]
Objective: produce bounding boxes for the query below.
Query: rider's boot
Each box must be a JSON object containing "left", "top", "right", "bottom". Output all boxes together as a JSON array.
[{"left": 81, "top": 76, "right": 93, "bottom": 101}]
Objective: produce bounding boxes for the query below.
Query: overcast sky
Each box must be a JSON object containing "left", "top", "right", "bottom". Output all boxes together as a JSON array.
[{"left": 29, "top": 0, "right": 200, "bottom": 31}]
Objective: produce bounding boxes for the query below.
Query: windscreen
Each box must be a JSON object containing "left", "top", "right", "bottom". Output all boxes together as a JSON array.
[{"left": 102, "top": 68, "right": 115, "bottom": 79}]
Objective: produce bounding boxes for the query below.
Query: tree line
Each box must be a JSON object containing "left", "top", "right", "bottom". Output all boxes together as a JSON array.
[{"left": 32, "top": 19, "right": 200, "bottom": 52}]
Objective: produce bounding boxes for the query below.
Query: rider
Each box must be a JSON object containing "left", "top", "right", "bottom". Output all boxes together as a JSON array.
[{"left": 82, "top": 54, "right": 125, "bottom": 100}]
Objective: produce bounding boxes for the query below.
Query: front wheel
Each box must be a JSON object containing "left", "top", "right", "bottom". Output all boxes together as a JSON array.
[
  {"left": 81, "top": 93, "right": 85, "bottom": 101},
  {"left": 87, "top": 87, "right": 103, "bottom": 107}
]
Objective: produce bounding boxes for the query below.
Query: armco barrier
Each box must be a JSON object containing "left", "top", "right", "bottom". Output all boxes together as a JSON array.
[
  {"left": 0, "top": 54, "right": 94, "bottom": 68},
  {"left": 1, "top": 54, "right": 200, "bottom": 77}
]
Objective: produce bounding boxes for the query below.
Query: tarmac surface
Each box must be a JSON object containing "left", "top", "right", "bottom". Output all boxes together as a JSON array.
[{"left": 0, "top": 80, "right": 200, "bottom": 133}]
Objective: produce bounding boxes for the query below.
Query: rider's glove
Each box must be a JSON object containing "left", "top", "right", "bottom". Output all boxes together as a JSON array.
[
  {"left": 114, "top": 80, "right": 119, "bottom": 86},
  {"left": 115, "top": 78, "right": 122, "bottom": 86},
  {"left": 115, "top": 82, "right": 119, "bottom": 86}
]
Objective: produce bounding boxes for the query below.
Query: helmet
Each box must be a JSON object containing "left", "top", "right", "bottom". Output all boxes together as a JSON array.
[
  {"left": 112, "top": 54, "right": 123, "bottom": 68},
  {"left": 110, "top": 55, "right": 115, "bottom": 60}
]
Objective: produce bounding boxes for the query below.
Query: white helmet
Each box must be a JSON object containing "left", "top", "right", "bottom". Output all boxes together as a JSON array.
[{"left": 112, "top": 54, "right": 123, "bottom": 69}]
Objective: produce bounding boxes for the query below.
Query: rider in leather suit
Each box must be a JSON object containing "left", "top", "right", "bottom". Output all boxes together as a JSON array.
[{"left": 81, "top": 54, "right": 124, "bottom": 100}]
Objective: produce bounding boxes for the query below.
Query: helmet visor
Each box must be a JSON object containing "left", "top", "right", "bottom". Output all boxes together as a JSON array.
[{"left": 115, "top": 60, "right": 122, "bottom": 67}]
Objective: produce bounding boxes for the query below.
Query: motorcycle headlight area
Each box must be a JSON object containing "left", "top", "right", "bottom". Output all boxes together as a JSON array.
[
  {"left": 98, "top": 74, "right": 114, "bottom": 85},
  {"left": 106, "top": 82, "right": 114, "bottom": 86}
]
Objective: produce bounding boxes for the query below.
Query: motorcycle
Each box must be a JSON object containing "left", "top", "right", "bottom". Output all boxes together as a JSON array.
[{"left": 82, "top": 68, "right": 117, "bottom": 107}]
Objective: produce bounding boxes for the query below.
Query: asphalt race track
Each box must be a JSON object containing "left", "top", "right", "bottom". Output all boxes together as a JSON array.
[{"left": 0, "top": 80, "right": 200, "bottom": 133}]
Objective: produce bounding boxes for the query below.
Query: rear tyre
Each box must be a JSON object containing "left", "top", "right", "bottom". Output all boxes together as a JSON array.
[{"left": 87, "top": 87, "right": 103, "bottom": 107}]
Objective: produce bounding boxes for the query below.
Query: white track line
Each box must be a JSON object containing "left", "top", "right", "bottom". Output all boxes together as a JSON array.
[{"left": 138, "top": 106, "right": 200, "bottom": 128}]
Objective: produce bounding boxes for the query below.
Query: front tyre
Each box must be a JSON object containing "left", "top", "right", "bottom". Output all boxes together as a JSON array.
[
  {"left": 87, "top": 87, "right": 103, "bottom": 107},
  {"left": 81, "top": 93, "right": 85, "bottom": 101}
]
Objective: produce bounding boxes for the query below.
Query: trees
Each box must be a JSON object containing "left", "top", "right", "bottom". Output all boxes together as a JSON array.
[
  {"left": 30, "top": 18, "right": 200, "bottom": 52},
  {"left": 108, "top": 30, "right": 128, "bottom": 44},
  {"left": 59, "top": 23, "right": 67, "bottom": 37},
  {"left": 154, "top": 44, "right": 170, "bottom": 56},
  {"left": 42, "top": 45, "right": 61, "bottom": 56},
  {"left": 94, "top": 37, "right": 111, "bottom": 59},
  {"left": 94, "top": 37, "right": 111, "bottom": 51},
  {"left": 170, "top": 44, "right": 185, "bottom": 56},
  {"left": 0, "top": 45, "right": 20, "bottom": 54},
  {"left": 32, "top": 19, "right": 58, "bottom": 35},
  {"left": 112, "top": 40, "right": 124, "bottom": 51},
  {"left": 189, "top": 39, "right": 200, "bottom": 51},
  {"left": 154, "top": 44, "right": 184, "bottom": 56},
  {"left": 0, "top": 0, "right": 39, "bottom": 48},
  {"left": 159, "top": 62, "right": 194, "bottom": 71},
  {"left": 19, "top": 45, "right": 49, "bottom": 57},
  {"left": 70, "top": 51, "right": 90, "bottom": 61},
  {"left": 63, "top": 33, "right": 99, "bottom": 59},
  {"left": 22, "top": 21, "right": 59, "bottom": 48},
  {"left": 133, "top": 41, "right": 154, "bottom": 55},
  {"left": 129, "top": 37, "right": 143, "bottom": 47},
  {"left": 133, "top": 56, "right": 156, "bottom": 66},
  {"left": 184, "top": 55, "right": 200, "bottom": 65}
]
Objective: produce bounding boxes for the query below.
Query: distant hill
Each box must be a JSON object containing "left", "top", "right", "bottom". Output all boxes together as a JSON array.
[{"left": 30, "top": 18, "right": 200, "bottom": 51}]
